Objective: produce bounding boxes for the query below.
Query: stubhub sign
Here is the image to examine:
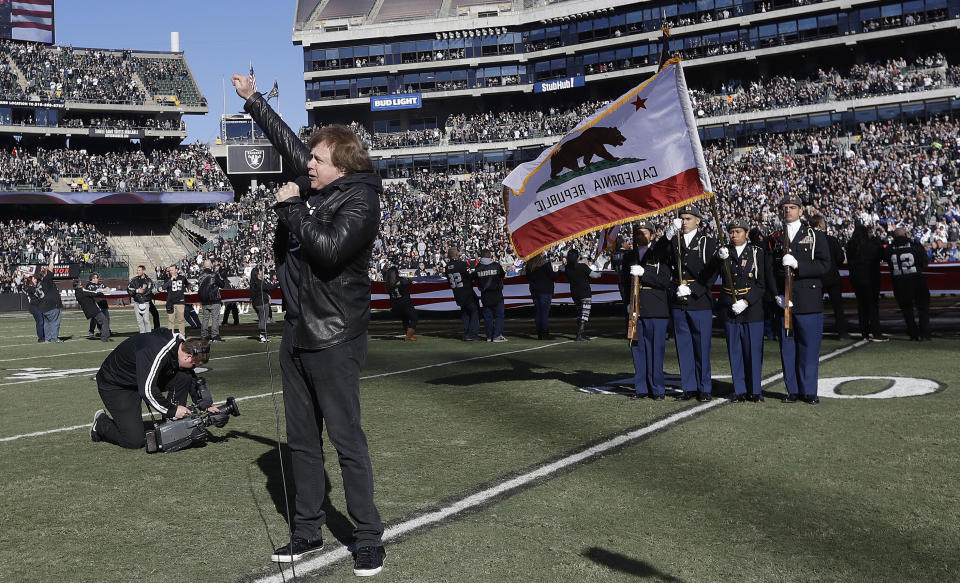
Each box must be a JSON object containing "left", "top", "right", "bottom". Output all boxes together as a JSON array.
[
  {"left": 534, "top": 76, "right": 585, "bottom": 94},
  {"left": 370, "top": 93, "right": 423, "bottom": 111}
]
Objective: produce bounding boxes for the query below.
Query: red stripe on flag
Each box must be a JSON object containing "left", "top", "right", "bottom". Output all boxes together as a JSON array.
[
  {"left": 12, "top": 9, "right": 53, "bottom": 17},
  {"left": 12, "top": 21, "right": 53, "bottom": 30},
  {"left": 511, "top": 168, "right": 704, "bottom": 257}
]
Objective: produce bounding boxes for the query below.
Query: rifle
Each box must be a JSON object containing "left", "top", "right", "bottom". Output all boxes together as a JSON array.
[
  {"left": 627, "top": 222, "right": 640, "bottom": 342},
  {"left": 782, "top": 211, "right": 794, "bottom": 338},
  {"left": 709, "top": 197, "right": 737, "bottom": 302}
]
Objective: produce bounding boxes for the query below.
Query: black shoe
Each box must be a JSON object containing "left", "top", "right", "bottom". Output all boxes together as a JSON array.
[
  {"left": 869, "top": 335, "right": 889, "bottom": 343},
  {"left": 271, "top": 536, "right": 324, "bottom": 563},
  {"left": 805, "top": 395, "right": 820, "bottom": 404},
  {"left": 90, "top": 409, "right": 106, "bottom": 442},
  {"left": 697, "top": 392, "right": 712, "bottom": 402},
  {"left": 679, "top": 392, "right": 696, "bottom": 401},
  {"left": 782, "top": 394, "right": 799, "bottom": 403},
  {"left": 652, "top": 394, "right": 665, "bottom": 401},
  {"left": 211, "top": 337, "right": 226, "bottom": 343},
  {"left": 353, "top": 545, "right": 386, "bottom": 577},
  {"left": 102, "top": 338, "right": 114, "bottom": 342},
  {"left": 729, "top": 394, "right": 746, "bottom": 403},
  {"left": 629, "top": 393, "right": 646, "bottom": 400},
  {"left": 747, "top": 394, "right": 765, "bottom": 403}
]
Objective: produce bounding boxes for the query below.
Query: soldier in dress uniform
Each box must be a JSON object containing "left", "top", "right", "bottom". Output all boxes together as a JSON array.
[
  {"left": 667, "top": 204, "right": 719, "bottom": 402},
  {"left": 767, "top": 194, "right": 830, "bottom": 404},
  {"left": 625, "top": 222, "right": 672, "bottom": 400},
  {"left": 716, "top": 219, "right": 766, "bottom": 402}
]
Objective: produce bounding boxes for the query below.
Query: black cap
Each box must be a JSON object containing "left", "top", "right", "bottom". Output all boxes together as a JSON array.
[
  {"left": 780, "top": 193, "right": 804, "bottom": 207},
  {"left": 727, "top": 219, "right": 750, "bottom": 232},
  {"left": 678, "top": 204, "right": 703, "bottom": 219},
  {"left": 636, "top": 220, "right": 657, "bottom": 233}
]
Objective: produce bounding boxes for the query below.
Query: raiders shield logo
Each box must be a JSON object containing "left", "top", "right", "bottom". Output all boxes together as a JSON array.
[{"left": 244, "top": 148, "right": 265, "bottom": 170}]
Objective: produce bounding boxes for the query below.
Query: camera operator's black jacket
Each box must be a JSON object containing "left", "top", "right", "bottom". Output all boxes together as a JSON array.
[
  {"left": 244, "top": 92, "right": 380, "bottom": 350},
  {"left": 96, "top": 328, "right": 196, "bottom": 419}
]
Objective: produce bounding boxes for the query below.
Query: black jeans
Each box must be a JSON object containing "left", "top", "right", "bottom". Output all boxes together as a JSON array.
[
  {"left": 95, "top": 376, "right": 190, "bottom": 449},
  {"left": 280, "top": 326, "right": 383, "bottom": 546},
  {"left": 253, "top": 303, "right": 270, "bottom": 336},
  {"left": 221, "top": 302, "right": 240, "bottom": 325},
  {"left": 822, "top": 281, "right": 847, "bottom": 336},
  {"left": 851, "top": 279, "right": 881, "bottom": 338}
]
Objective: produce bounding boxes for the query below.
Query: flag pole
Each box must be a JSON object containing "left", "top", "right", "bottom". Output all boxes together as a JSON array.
[{"left": 709, "top": 195, "right": 738, "bottom": 301}]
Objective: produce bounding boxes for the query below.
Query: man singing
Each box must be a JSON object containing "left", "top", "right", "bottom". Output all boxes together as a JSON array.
[{"left": 234, "top": 72, "right": 385, "bottom": 576}]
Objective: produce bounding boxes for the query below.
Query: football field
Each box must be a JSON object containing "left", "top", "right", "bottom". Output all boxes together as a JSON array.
[{"left": 1, "top": 307, "right": 958, "bottom": 583}]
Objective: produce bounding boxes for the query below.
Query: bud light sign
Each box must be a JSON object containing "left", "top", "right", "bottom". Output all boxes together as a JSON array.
[{"left": 371, "top": 93, "right": 422, "bottom": 111}]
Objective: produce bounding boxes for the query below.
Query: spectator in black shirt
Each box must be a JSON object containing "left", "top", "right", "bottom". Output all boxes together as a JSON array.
[
  {"left": 474, "top": 249, "right": 506, "bottom": 342},
  {"left": 22, "top": 275, "right": 45, "bottom": 342},
  {"left": 163, "top": 264, "right": 190, "bottom": 337},
  {"left": 846, "top": 224, "right": 885, "bottom": 341},
  {"left": 36, "top": 256, "right": 63, "bottom": 342},
  {"left": 384, "top": 266, "right": 418, "bottom": 341},
  {"left": 444, "top": 247, "right": 481, "bottom": 341},
  {"left": 565, "top": 248, "right": 601, "bottom": 341},
  {"left": 811, "top": 215, "right": 849, "bottom": 339},
  {"left": 249, "top": 266, "right": 276, "bottom": 343},
  {"left": 525, "top": 252, "right": 557, "bottom": 340}
]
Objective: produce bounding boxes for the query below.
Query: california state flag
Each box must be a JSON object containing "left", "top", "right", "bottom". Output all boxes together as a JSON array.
[{"left": 503, "top": 59, "right": 713, "bottom": 259}]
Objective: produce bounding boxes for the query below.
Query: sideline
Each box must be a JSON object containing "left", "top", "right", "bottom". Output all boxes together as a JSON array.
[
  {"left": 0, "top": 341, "right": 573, "bottom": 442},
  {"left": 255, "top": 339, "right": 869, "bottom": 583}
]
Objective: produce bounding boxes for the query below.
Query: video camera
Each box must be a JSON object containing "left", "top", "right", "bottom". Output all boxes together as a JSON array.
[{"left": 145, "top": 396, "right": 240, "bottom": 454}]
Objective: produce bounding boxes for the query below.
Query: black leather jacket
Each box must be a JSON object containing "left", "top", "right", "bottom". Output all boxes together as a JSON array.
[{"left": 244, "top": 92, "right": 381, "bottom": 349}]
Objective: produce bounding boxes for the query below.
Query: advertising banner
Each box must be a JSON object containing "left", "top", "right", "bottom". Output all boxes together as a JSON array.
[{"left": 226, "top": 144, "right": 283, "bottom": 174}]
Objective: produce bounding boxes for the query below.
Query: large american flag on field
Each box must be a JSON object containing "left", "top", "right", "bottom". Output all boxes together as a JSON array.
[{"left": 0, "top": 0, "right": 54, "bottom": 44}]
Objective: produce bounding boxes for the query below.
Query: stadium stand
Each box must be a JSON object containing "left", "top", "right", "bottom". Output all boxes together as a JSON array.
[
  {"left": 319, "top": 0, "right": 377, "bottom": 19},
  {"left": 375, "top": 0, "right": 444, "bottom": 22}
]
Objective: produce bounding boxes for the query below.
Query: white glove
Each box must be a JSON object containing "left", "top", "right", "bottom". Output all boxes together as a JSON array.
[
  {"left": 665, "top": 226, "right": 676, "bottom": 240},
  {"left": 775, "top": 295, "right": 794, "bottom": 309},
  {"left": 782, "top": 253, "right": 798, "bottom": 269},
  {"left": 676, "top": 284, "right": 692, "bottom": 298},
  {"left": 731, "top": 299, "right": 748, "bottom": 315},
  {"left": 629, "top": 265, "right": 645, "bottom": 277},
  {"left": 673, "top": 218, "right": 683, "bottom": 230},
  {"left": 717, "top": 247, "right": 730, "bottom": 260}
]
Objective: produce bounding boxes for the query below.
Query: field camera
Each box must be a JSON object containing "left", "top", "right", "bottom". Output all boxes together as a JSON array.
[{"left": 145, "top": 396, "right": 240, "bottom": 454}]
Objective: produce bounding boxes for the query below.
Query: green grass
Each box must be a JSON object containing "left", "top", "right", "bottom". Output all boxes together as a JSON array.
[{"left": 0, "top": 307, "right": 957, "bottom": 582}]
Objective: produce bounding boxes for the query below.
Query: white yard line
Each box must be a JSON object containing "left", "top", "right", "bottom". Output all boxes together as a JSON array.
[
  {"left": 0, "top": 342, "right": 573, "bottom": 441},
  {"left": 255, "top": 339, "right": 869, "bottom": 583}
]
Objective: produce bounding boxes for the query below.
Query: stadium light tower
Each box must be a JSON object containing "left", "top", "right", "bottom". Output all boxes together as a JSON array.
[{"left": 171, "top": 31, "right": 180, "bottom": 53}]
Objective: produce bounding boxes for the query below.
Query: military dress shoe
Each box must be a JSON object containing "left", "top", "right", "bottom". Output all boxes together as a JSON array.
[
  {"left": 747, "top": 394, "right": 765, "bottom": 403},
  {"left": 629, "top": 393, "right": 646, "bottom": 400},
  {"left": 678, "top": 392, "right": 697, "bottom": 401},
  {"left": 782, "top": 394, "right": 799, "bottom": 403},
  {"left": 652, "top": 395, "right": 665, "bottom": 401},
  {"left": 697, "top": 392, "right": 712, "bottom": 402},
  {"left": 804, "top": 395, "right": 820, "bottom": 404},
  {"left": 729, "top": 394, "right": 746, "bottom": 403}
]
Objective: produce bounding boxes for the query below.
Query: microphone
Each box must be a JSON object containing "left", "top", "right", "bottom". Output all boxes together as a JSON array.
[{"left": 294, "top": 176, "right": 312, "bottom": 197}]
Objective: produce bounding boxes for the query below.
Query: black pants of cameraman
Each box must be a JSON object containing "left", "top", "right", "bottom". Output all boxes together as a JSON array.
[
  {"left": 279, "top": 325, "right": 383, "bottom": 547},
  {"left": 95, "top": 375, "right": 190, "bottom": 449}
]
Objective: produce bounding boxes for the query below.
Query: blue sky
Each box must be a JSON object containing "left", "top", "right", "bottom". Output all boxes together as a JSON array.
[{"left": 54, "top": 0, "right": 307, "bottom": 144}]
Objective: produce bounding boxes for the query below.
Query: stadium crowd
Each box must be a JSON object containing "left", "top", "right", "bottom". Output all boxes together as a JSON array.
[
  {"left": 0, "top": 218, "right": 116, "bottom": 272},
  {"left": 184, "top": 114, "right": 959, "bottom": 282},
  {"left": 0, "top": 143, "right": 229, "bottom": 192},
  {"left": 0, "top": 40, "right": 203, "bottom": 106},
  {"left": 690, "top": 54, "right": 956, "bottom": 118}
]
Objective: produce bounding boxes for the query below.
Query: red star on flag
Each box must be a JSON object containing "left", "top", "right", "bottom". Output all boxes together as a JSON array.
[{"left": 632, "top": 96, "right": 647, "bottom": 110}]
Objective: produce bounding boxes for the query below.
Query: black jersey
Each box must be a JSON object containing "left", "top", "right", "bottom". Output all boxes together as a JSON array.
[
  {"left": 473, "top": 259, "right": 505, "bottom": 307},
  {"left": 164, "top": 275, "right": 190, "bottom": 305},
  {"left": 444, "top": 259, "right": 477, "bottom": 307},
  {"left": 883, "top": 236, "right": 928, "bottom": 281}
]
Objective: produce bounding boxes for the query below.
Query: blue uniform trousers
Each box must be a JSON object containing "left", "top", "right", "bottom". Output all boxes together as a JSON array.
[
  {"left": 725, "top": 320, "right": 764, "bottom": 396},
  {"left": 777, "top": 312, "right": 824, "bottom": 397},
  {"left": 672, "top": 308, "right": 712, "bottom": 394},
  {"left": 631, "top": 317, "right": 668, "bottom": 396}
]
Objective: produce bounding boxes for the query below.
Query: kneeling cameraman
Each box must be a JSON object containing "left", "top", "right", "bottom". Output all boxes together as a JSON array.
[{"left": 90, "top": 328, "right": 217, "bottom": 449}]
